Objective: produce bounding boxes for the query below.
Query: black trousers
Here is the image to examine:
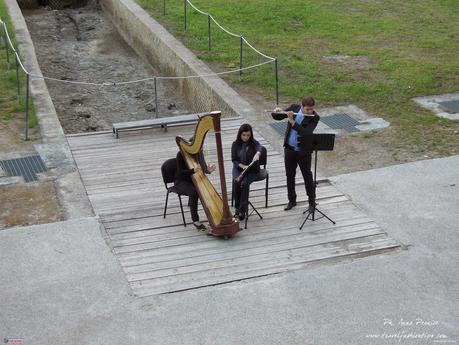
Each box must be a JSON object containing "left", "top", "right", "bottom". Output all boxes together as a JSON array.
[
  {"left": 174, "top": 181, "right": 199, "bottom": 222},
  {"left": 284, "top": 148, "right": 315, "bottom": 203},
  {"left": 233, "top": 172, "right": 258, "bottom": 213}
]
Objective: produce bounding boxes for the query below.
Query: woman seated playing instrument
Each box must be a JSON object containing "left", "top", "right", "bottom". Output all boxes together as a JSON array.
[
  {"left": 174, "top": 147, "right": 216, "bottom": 231},
  {"left": 231, "top": 123, "right": 262, "bottom": 220}
]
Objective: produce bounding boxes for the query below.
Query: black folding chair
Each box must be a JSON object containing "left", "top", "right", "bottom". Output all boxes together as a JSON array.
[
  {"left": 254, "top": 146, "right": 269, "bottom": 208},
  {"left": 161, "top": 158, "right": 186, "bottom": 227}
]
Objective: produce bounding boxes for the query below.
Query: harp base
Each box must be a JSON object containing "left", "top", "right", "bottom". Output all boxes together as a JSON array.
[{"left": 210, "top": 219, "right": 241, "bottom": 238}]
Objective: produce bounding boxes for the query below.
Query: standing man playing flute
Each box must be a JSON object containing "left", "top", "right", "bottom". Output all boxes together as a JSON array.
[{"left": 272, "top": 96, "right": 320, "bottom": 211}]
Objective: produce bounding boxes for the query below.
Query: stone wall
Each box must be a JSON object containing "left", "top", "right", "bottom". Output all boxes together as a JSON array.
[{"left": 101, "top": 0, "right": 254, "bottom": 118}]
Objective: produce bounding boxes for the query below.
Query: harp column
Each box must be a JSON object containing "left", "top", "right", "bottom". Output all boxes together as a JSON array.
[{"left": 211, "top": 111, "right": 234, "bottom": 225}]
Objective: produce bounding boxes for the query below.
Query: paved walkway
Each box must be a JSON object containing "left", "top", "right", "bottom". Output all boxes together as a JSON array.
[{"left": 1, "top": 156, "right": 457, "bottom": 344}]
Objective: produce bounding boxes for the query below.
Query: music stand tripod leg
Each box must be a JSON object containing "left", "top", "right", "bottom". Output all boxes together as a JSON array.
[
  {"left": 299, "top": 207, "right": 313, "bottom": 230},
  {"left": 299, "top": 150, "right": 335, "bottom": 230},
  {"left": 314, "top": 207, "right": 335, "bottom": 224}
]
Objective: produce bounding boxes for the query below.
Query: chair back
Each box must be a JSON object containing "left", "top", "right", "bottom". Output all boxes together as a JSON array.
[
  {"left": 259, "top": 146, "right": 267, "bottom": 168},
  {"left": 161, "top": 158, "right": 177, "bottom": 187}
]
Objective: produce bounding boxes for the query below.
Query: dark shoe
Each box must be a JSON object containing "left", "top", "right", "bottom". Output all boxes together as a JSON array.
[
  {"left": 284, "top": 201, "right": 297, "bottom": 211},
  {"left": 234, "top": 209, "right": 240, "bottom": 218},
  {"left": 193, "top": 222, "right": 207, "bottom": 231},
  {"left": 238, "top": 211, "right": 246, "bottom": 221}
]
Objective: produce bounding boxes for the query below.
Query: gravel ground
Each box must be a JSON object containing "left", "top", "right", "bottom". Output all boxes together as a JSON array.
[{"left": 24, "top": 2, "right": 190, "bottom": 134}]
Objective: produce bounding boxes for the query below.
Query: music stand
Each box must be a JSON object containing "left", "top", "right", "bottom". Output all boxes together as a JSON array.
[{"left": 299, "top": 134, "right": 336, "bottom": 230}]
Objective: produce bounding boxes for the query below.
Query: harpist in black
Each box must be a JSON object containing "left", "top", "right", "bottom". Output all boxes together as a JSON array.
[{"left": 174, "top": 150, "right": 216, "bottom": 230}]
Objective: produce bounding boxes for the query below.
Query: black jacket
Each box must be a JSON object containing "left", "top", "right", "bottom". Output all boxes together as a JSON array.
[
  {"left": 174, "top": 151, "right": 209, "bottom": 184},
  {"left": 272, "top": 104, "right": 320, "bottom": 150},
  {"left": 231, "top": 139, "right": 261, "bottom": 178},
  {"left": 174, "top": 152, "right": 194, "bottom": 184}
]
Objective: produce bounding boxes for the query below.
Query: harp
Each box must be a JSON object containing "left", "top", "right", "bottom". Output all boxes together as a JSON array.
[{"left": 176, "top": 111, "right": 240, "bottom": 238}]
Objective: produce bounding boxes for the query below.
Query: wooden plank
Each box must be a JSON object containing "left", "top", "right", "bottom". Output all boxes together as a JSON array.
[
  {"left": 107, "top": 201, "right": 365, "bottom": 240},
  {"left": 106, "top": 202, "right": 360, "bottom": 240},
  {"left": 100, "top": 195, "right": 349, "bottom": 224},
  {"left": 113, "top": 217, "right": 376, "bottom": 259},
  {"left": 87, "top": 183, "right": 337, "bottom": 208},
  {"left": 104, "top": 199, "right": 354, "bottom": 236},
  {"left": 123, "top": 230, "right": 390, "bottom": 282},
  {"left": 132, "top": 237, "right": 400, "bottom": 296},
  {"left": 91, "top": 192, "right": 340, "bottom": 221},
  {"left": 116, "top": 219, "right": 381, "bottom": 264},
  {"left": 89, "top": 189, "right": 342, "bottom": 217}
]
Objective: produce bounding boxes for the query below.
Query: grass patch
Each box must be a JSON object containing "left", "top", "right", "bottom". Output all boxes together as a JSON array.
[
  {"left": 0, "top": 113, "right": 15, "bottom": 121},
  {"left": 0, "top": 0, "right": 38, "bottom": 130},
  {"left": 137, "top": 0, "right": 459, "bottom": 158}
]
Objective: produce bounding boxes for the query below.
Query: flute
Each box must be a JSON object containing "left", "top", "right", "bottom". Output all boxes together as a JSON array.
[{"left": 271, "top": 111, "right": 315, "bottom": 119}]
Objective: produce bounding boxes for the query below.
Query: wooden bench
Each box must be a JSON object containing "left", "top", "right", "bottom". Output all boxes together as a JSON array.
[{"left": 112, "top": 113, "right": 204, "bottom": 138}]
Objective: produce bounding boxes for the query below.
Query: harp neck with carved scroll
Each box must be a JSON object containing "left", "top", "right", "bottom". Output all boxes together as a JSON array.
[{"left": 175, "top": 111, "right": 240, "bottom": 238}]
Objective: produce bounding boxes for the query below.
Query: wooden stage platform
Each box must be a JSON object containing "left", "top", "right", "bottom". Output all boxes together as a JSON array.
[{"left": 67, "top": 117, "right": 401, "bottom": 297}]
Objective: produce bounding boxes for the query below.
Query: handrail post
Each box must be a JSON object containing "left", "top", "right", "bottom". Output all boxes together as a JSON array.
[
  {"left": 14, "top": 52, "right": 20, "bottom": 97},
  {"left": 3, "top": 22, "right": 10, "bottom": 68},
  {"left": 25, "top": 73, "right": 30, "bottom": 141},
  {"left": 274, "top": 58, "right": 279, "bottom": 105},
  {"left": 0, "top": 20, "right": 4, "bottom": 47},
  {"left": 154, "top": 77, "right": 159, "bottom": 119},
  {"left": 239, "top": 35, "right": 243, "bottom": 77},
  {"left": 207, "top": 14, "right": 211, "bottom": 53},
  {"left": 184, "top": 0, "right": 187, "bottom": 30}
]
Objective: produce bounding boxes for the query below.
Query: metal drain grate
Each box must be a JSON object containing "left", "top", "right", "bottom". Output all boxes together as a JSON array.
[
  {"left": 269, "top": 121, "right": 288, "bottom": 136},
  {"left": 321, "top": 113, "right": 361, "bottom": 133},
  {"left": 0, "top": 155, "right": 47, "bottom": 182},
  {"left": 439, "top": 100, "right": 459, "bottom": 114}
]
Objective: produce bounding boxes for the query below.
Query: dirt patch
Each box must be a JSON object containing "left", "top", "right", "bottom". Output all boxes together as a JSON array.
[
  {"left": 0, "top": 116, "right": 62, "bottom": 228},
  {"left": 0, "top": 113, "right": 41, "bottom": 153},
  {"left": 320, "top": 130, "right": 411, "bottom": 176},
  {"left": 23, "top": 3, "right": 190, "bottom": 134},
  {"left": 322, "top": 55, "right": 372, "bottom": 71},
  {"left": 0, "top": 181, "right": 62, "bottom": 229}
]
